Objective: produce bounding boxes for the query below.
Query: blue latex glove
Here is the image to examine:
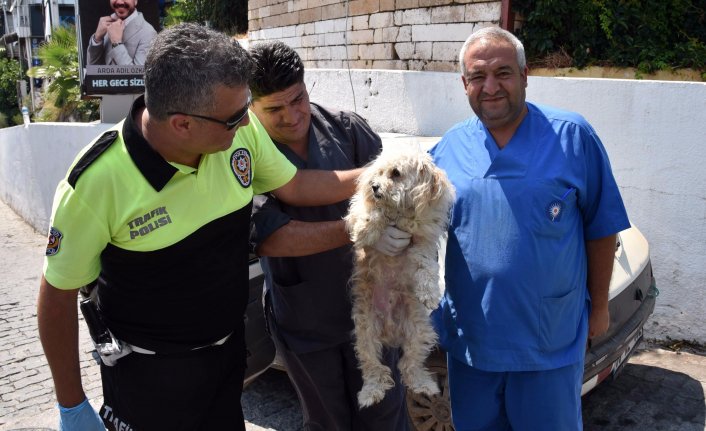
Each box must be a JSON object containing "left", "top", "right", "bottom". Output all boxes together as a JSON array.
[{"left": 58, "top": 398, "right": 105, "bottom": 431}]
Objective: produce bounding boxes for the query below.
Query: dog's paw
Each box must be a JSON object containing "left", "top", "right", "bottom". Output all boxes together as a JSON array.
[
  {"left": 358, "top": 385, "right": 386, "bottom": 408},
  {"left": 414, "top": 272, "right": 442, "bottom": 309},
  {"left": 423, "top": 295, "right": 440, "bottom": 310},
  {"left": 358, "top": 380, "right": 393, "bottom": 408},
  {"left": 357, "top": 370, "right": 395, "bottom": 408},
  {"left": 417, "top": 287, "right": 442, "bottom": 310},
  {"left": 405, "top": 371, "right": 440, "bottom": 396}
]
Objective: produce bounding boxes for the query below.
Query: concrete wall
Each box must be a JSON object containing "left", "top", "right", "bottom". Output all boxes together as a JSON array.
[
  {"left": 248, "top": 0, "right": 501, "bottom": 71},
  {"left": 0, "top": 122, "right": 113, "bottom": 233},
  {"left": 1, "top": 73, "right": 704, "bottom": 343}
]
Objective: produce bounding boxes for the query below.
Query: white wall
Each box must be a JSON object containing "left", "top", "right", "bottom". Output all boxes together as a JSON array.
[
  {"left": 0, "top": 122, "right": 113, "bottom": 233},
  {"left": 1, "top": 72, "right": 704, "bottom": 343}
]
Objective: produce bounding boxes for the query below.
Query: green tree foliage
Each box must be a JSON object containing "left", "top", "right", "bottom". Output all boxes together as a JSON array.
[
  {"left": 164, "top": 0, "right": 207, "bottom": 27},
  {"left": 0, "top": 57, "right": 21, "bottom": 128},
  {"left": 165, "top": 0, "right": 248, "bottom": 35},
  {"left": 26, "top": 25, "right": 99, "bottom": 122},
  {"left": 513, "top": 0, "right": 706, "bottom": 75}
]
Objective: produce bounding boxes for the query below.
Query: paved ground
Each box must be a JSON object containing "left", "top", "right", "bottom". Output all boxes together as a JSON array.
[{"left": 1, "top": 197, "right": 704, "bottom": 431}]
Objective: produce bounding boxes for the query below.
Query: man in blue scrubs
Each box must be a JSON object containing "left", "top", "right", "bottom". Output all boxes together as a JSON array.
[{"left": 430, "top": 27, "right": 630, "bottom": 430}]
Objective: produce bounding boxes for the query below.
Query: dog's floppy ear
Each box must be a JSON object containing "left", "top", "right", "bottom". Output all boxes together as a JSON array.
[
  {"left": 430, "top": 167, "right": 444, "bottom": 201},
  {"left": 430, "top": 166, "right": 454, "bottom": 204}
]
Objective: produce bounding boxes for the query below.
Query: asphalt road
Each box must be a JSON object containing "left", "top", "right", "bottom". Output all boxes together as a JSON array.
[{"left": 1, "top": 198, "right": 704, "bottom": 431}]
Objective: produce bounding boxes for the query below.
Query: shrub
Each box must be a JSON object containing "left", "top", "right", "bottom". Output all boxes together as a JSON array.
[
  {"left": 165, "top": 0, "right": 248, "bottom": 35},
  {"left": 0, "top": 58, "right": 22, "bottom": 127},
  {"left": 513, "top": 0, "right": 706, "bottom": 75}
]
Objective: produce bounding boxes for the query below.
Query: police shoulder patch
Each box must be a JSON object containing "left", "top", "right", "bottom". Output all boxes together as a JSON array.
[
  {"left": 46, "top": 227, "right": 63, "bottom": 256},
  {"left": 68, "top": 130, "right": 119, "bottom": 188},
  {"left": 231, "top": 148, "right": 252, "bottom": 188}
]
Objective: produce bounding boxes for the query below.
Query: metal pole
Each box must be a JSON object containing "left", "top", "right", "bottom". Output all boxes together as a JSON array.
[
  {"left": 25, "top": 37, "right": 35, "bottom": 111},
  {"left": 2, "top": 0, "right": 14, "bottom": 58},
  {"left": 1, "top": 1, "right": 6, "bottom": 32},
  {"left": 500, "top": 0, "right": 514, "bottom": 31},
  {"left": 44, "top": 0, "right": 59, "bottom": 34},
  {"left": 44, "top": 0, "right": 52, "bottom": 37}
]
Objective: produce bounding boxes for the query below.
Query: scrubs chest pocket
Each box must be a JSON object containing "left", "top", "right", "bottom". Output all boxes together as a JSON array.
[{"left": 531, "top": 184, "right": 578, "bottom": 239}]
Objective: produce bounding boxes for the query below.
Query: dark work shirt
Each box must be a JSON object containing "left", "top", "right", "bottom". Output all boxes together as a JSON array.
[{"left": 250, "top": 103, "right": 382, "bottom": 353}]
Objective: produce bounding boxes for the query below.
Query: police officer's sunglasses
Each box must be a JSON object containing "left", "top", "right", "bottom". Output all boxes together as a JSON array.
[{"left": 168, "top": 91, "right": 252, "bottom": 131}]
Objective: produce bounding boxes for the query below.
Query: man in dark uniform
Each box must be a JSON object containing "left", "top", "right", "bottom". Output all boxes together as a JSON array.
[
  {"left": 249, "top": 41, "right": 411, "bottom": 431},
  {"left": 38, "top": 24, "right": 364, "bottom": 431}
]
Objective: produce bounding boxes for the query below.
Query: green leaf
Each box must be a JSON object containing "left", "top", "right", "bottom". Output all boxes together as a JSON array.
[{"left": 24, "top": 25, "right": 100, "bottom": 122}]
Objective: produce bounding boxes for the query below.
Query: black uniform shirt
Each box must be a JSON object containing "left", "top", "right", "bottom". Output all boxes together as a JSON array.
[{"left": 250, "top": 103, "right": 382, "bottom": 354}]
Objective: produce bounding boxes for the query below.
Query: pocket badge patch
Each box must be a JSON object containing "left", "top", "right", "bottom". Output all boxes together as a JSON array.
[
  {"left": 46, "top": 227, "right": 63, "bottom": 256},
  {"left": 231, "top": 148, "right": 252, "bottom": 188},
  {"left": 546, "top": 200, "right": 563, "bottom": 222}
]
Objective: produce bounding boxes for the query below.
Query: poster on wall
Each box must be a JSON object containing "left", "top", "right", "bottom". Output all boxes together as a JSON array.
[{"left": 76, "top": 0, "right": 162, "bottom": 95}]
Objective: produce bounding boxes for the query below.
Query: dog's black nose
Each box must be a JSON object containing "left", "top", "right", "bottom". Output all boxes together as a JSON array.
[{"left": 371, "top": 184, "right": 381, "bottom": 198}]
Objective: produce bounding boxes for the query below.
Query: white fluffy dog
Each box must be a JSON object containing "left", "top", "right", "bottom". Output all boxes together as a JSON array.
[{"left": 345, "top": 147, "right": 455, "bottom": 408}]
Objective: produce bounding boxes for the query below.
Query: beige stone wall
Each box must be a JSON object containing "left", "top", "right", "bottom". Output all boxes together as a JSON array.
[{"left": 248, "top": 0, "right": 502, "bottom": 71}]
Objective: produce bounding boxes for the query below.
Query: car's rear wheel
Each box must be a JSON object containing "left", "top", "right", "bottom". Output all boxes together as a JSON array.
[{"left": 406, "top": 350, "right": 455, "bottom": 431}]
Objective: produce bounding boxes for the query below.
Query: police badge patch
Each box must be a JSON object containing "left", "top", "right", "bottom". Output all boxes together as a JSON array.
[
  {"left": 46, "top": 227, "right": 63, "bottom": 256},
  {"left": 231, "top": 148, "right": 252, "bottom": 188}
]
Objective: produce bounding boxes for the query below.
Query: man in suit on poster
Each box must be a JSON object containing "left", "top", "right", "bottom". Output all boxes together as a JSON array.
[{"left": 86, "top": 0, "right": 157, "bottom": 66}]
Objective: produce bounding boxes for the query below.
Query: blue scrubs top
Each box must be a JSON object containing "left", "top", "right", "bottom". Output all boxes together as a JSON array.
[{"left": 430, "top": 102, "right": 630, "bottom": 372}]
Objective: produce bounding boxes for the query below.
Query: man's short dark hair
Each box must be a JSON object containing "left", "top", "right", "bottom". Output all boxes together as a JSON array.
[
  {"left": 144, "top": 23, "right": 252, "bottom": 120},
  {"left": 249, "top": 41, "right": 305, "bottom": 100}
]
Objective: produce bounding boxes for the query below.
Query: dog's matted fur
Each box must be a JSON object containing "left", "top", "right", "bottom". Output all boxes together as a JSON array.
[{"left": 345, "top": 147, "right": 455, "bottom": 407}]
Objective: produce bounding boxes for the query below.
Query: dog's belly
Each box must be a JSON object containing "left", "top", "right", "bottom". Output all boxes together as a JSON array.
[{"left": 371, "top": 267, "right": 413, "bottom": 347}]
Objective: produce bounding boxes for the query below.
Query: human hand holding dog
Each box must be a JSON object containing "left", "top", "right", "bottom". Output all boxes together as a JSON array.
[{"left": 373, "top": 225, "right": 411, "bottom": 256}]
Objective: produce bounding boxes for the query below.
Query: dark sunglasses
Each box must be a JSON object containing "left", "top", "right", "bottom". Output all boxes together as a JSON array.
[{"left": 168, "top": 92, "right": 252, "bottom": 131}]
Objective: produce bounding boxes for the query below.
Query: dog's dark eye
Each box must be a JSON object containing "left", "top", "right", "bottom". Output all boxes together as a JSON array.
[{"left": 391, "top": 168, "right": 401, "bottom": 178}]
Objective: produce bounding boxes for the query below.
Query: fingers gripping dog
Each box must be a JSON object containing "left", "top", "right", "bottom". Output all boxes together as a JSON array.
[{"left": 345, "top": 148, "right": 455, "bottom": 408}]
